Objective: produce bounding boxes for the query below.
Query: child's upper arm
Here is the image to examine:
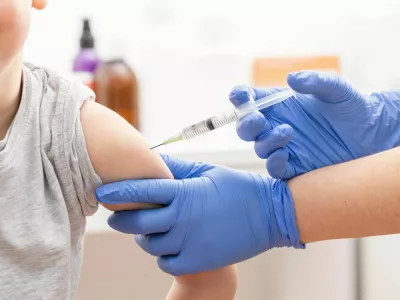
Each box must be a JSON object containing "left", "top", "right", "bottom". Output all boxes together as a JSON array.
[
  {"left": 79, "top": 100, "right": 173, "bottom": 211},
  {"left": 77, "top": 99, "right": 238, "bottom": 300}
]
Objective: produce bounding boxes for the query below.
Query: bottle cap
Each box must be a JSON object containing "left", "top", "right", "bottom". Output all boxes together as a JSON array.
[{"left": 80, "top": 19, "right": 95, "bottom": 49}]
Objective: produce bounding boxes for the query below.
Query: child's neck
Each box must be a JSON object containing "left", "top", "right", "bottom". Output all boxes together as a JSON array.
[{"left": 0, "top": 55, "right": 23, "bottom": 139}]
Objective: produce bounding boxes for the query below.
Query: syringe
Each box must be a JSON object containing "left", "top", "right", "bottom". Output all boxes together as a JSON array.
[{"left": 151, "top": 89, "right": 295, "bottom": 149}]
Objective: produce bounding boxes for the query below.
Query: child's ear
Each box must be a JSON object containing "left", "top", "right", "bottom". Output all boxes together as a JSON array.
[{"left": 32, "top": 0, "right": 48, "bottom": 10}]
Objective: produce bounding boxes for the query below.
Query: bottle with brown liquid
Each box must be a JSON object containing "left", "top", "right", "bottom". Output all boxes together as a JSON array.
[{"left": 94, "top": 58, "right": 139, "bottom": 129}]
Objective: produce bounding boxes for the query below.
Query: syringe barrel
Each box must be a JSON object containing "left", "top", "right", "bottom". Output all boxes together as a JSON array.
[
  {"left": 181, "top": 110, "right": 239, "bottom": 140},
  {"left": 164, "top": 89, "right": 294, "bottom": 145},
  {"left": 235, "top": 100, "right": 258, "bottom": 118}
]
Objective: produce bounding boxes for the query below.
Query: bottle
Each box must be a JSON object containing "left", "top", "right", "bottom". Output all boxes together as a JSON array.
[
  {"left": 94, "top": 58, "right": 139, "bottom": 129},
  {"left": 73, "top": 19, "right": 100, "bottom": 90}
]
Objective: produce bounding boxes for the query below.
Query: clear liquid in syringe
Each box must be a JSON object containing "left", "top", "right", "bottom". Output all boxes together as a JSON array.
[{"left": 181, "top": 110, "right": 239, "bottom": 140}]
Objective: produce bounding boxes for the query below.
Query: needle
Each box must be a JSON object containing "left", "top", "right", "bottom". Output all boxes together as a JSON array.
[
  {"left": 150, "top": 90, "right": 294, "bottom": 149},
  {"left": 150, "top": 143, "right": 164, "bottom": 150}
]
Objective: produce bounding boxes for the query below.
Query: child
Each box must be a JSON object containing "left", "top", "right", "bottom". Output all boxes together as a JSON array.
[{"left": 0, "top": 1, "right": 237, "bottom": 299}]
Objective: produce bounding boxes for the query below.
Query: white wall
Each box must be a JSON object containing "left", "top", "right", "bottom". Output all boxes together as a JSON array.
[
  {"left": 25, "top": 0, "right": 400, "bottom": 149},
  {"left": 25, "top": 0, "right": 400, "bottom": 298}
]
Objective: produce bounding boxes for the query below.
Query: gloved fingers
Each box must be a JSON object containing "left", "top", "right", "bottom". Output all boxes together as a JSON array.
[
  {"left": 229, "top": 85, "right": 286, "bottom": 107},
  {"left": 236, "top": 112, "right": 272, "bottom": 142},
  {"left": 159, "top": 153, "right": 212, "bottom": 179},
  {"left": 135, "top": 233, "right": 180, "bottom": 257},
  {"left": 287, "top": 71, "right": 363, "bottom": 104},
  {"left": 254, "top": 124, "right": 293, "bottom": 159},
  {"left": 158, "top": 255, "right": 189, "bottom": 276},
  {"left": 266, "top": 148, "right": 296, "bottom": 179},
  {"left": 229, "top": 85, "right": 256, "bottom": 107},
  {"left": 108, "top": 206, "right": 175, "bottom": 235},
  {"left": 96, "top": 179, "right": 178, "bottom": 206}
]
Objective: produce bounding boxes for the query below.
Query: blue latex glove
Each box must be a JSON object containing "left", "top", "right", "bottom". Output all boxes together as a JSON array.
[
  {"left": 96, "top": 154, "right": 304, "bottom": 276},
  {"left": 230, "top": 71, "right": 400, "bottom": 179}
]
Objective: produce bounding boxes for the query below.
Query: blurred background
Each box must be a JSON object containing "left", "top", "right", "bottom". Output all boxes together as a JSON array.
[{"left": 25, "top": 0, "right": 400, "bottom": 299}]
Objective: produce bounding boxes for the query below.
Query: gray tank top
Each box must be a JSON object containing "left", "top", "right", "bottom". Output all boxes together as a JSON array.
[{"left": 0, "top": 63, "right": 102, "bottom": 299}]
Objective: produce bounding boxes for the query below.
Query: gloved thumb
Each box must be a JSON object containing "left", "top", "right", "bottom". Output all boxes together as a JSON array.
[
  {"left": 96, "top": 179, "right": 177, "bottom": 206},
  {"left": 287, "top": 71, "right": 363, "bottom": 104},
  {"left": 160, "top": 153, "right": 212, "bottom": 179},
  {"left": 229, "top": 85, "right": 286, "bottom": 107}
]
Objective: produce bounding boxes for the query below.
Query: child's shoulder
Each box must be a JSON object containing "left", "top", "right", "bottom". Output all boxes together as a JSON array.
[
  {"left": 24, "top": 62, "right": 71, "bottom": 85},
  {"left": 24, "top": 62, "right": 95, "bottom": 111},
  {"left": 22, "top": 63, "right": 100, "bottom": 216}
]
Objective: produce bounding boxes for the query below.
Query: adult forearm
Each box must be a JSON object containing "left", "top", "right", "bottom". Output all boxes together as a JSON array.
[{"left": 289, "top": 146, "right": 400, "bottom": 244}]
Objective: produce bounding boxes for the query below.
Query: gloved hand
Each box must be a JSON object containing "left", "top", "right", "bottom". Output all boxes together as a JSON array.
[
  {"left": 96, "top": 154, "right": 303, "bottom": 276},
  {"left": 230, "top": 71, "right": 400, "bottom": 179}
]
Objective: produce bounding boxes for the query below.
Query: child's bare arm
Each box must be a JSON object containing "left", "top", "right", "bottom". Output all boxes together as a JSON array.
[
  {"left": 80, "top": 100, "right": 171, "bottom": 211},
  {"left": 80, "top": 100, "right": 237, "bottom": 299}
]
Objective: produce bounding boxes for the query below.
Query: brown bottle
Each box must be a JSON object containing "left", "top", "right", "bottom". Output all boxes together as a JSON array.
[{"left": 94, "top": 59, "right": 139, "bottom": 129}]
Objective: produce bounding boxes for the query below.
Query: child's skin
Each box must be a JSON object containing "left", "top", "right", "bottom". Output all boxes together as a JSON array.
[{"left": 1, "top": 1, "right": 237, "bottom": 299}]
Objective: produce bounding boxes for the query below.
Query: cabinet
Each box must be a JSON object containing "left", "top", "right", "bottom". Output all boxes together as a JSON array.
[{"left": 363, "top": 235, "right": 400, "bottom": 300}]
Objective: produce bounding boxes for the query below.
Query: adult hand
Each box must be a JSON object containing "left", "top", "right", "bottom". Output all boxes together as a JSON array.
[
  {"left": 230, "top": 71, "right": 400, "bottom": 179},
  {"left": 96, "top": 154, "right": 303, "bottom": 276}
]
